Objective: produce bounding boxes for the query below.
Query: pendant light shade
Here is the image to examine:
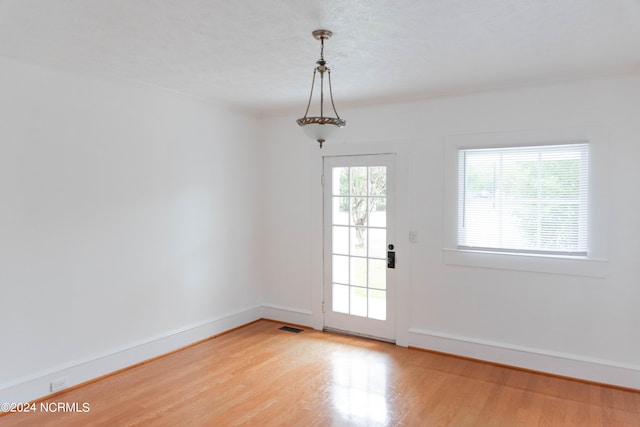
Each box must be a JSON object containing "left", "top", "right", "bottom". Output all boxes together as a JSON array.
[
  {"left": 296, "top": 30, "right": 347, "bottom": 148},
  {"left": 299, "top": 118, "right": 344, "bottom": 144}
]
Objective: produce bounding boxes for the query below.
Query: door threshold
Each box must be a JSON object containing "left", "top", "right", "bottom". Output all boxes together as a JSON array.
[{"left": 323, "top": 327, "right": 396, "bottom": 344}]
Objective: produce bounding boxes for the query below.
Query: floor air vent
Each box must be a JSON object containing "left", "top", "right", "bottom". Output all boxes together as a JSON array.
[{"left": 279, "top": 325, "right": 303, "bottom": 333}]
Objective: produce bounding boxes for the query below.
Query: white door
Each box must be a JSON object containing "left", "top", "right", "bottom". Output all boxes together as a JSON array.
[{"left": 323, "top": 154, "right": 396, "bottom": 342}]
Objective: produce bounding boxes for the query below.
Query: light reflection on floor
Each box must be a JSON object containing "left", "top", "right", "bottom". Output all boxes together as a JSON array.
[{"left": 331, "top": 350, "right": 389, "bottom": 425}]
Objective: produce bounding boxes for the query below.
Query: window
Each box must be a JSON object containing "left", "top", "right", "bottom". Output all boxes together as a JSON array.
[
  {"left": 443, "top": 127, "right": 608, "bottom": 277},
  {"left": 457, "top": 143, "right": 589, "bottom": 256}
]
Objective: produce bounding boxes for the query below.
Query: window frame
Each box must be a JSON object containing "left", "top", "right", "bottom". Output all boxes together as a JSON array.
[{"left": 443, "top": 127, "right": 608, "bottom": 277}]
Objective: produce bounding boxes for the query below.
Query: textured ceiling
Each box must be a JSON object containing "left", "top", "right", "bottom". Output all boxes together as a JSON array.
[{"left": 1, "top": 0, "right": 639, "bottom": 114}]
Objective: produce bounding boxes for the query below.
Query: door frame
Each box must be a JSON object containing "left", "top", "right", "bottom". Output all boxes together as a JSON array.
[{"left": 308, "top": 141, "right": 411, "bottom": 347}]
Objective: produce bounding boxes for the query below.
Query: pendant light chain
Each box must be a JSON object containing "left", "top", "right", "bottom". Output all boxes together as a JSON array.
[
  {"left": 318, "top": 35, "right": 326, "bottom": 119},
  {"left": 320, "top": 58, "right": 324, "bottom": 118}
]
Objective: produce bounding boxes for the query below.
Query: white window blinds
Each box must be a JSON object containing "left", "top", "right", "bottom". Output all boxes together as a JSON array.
[{"left": 458, "top": 143, "right": 589, "bottom": 256}]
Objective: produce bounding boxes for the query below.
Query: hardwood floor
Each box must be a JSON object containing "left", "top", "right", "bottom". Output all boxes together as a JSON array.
[{"left": 2, "top": 320, "right": 639, "bottom": 426}]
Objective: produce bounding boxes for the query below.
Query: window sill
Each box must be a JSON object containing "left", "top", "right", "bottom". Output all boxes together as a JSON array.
[{"left": 443, "top": 248, "right": 608, "bottom": 278}]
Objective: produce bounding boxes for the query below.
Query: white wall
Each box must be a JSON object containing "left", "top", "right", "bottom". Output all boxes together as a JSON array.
[
  {"left": 261, "top": 75, "right": 640, "bottom": 388},
  {"left": 0, "top": 57, "right": 263, "bottom": 401}
]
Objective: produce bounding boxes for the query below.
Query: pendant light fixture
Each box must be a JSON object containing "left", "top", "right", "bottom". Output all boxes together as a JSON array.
[{"left": 296, "top": 29, "right": 347, "bottom": 148}]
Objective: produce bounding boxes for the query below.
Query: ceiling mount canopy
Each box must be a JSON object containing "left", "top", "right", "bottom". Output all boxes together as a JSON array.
[{"left": 296, "top": 29, "right": 347, "bottom": 148}]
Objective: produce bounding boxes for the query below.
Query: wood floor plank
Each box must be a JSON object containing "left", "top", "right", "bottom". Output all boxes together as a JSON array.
[{"left": 1, "top": 320, "right": 639, "bottom": 426}]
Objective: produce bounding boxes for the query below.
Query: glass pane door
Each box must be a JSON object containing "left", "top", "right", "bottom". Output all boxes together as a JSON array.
[
  {"left": 331, "top": 165, "right": 387, "bottom": 320},
  {"left": 323, "top": 155, "right": 395, "bottom": 341}
]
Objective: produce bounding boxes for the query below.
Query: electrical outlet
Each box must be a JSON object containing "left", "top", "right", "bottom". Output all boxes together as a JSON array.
[
  {"left": 409, "top": 230, "right": 418, "bottom": 243},
  {"left": 50, "top": 377, "right": 68, "bottom": 392}
]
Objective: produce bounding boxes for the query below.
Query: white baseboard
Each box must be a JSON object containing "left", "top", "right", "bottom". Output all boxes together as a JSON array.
[
  {"left": 0, "top": 305, "right": 262, "bottom": 403},
  {"left": 408, "top": 327, "right": 640, "bottom": 390},
  {"left": 261, "top": 304, "right": 314, "bottom": 328}
]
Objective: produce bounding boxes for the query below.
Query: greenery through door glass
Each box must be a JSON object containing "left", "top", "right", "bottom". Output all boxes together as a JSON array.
[{"left": 337, "top": 167, "right": 386, "bottom": 248}]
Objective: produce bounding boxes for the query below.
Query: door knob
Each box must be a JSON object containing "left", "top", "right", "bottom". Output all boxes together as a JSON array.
[{"left": 387, "top": 245, "right": 396, "bottom": 269}]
